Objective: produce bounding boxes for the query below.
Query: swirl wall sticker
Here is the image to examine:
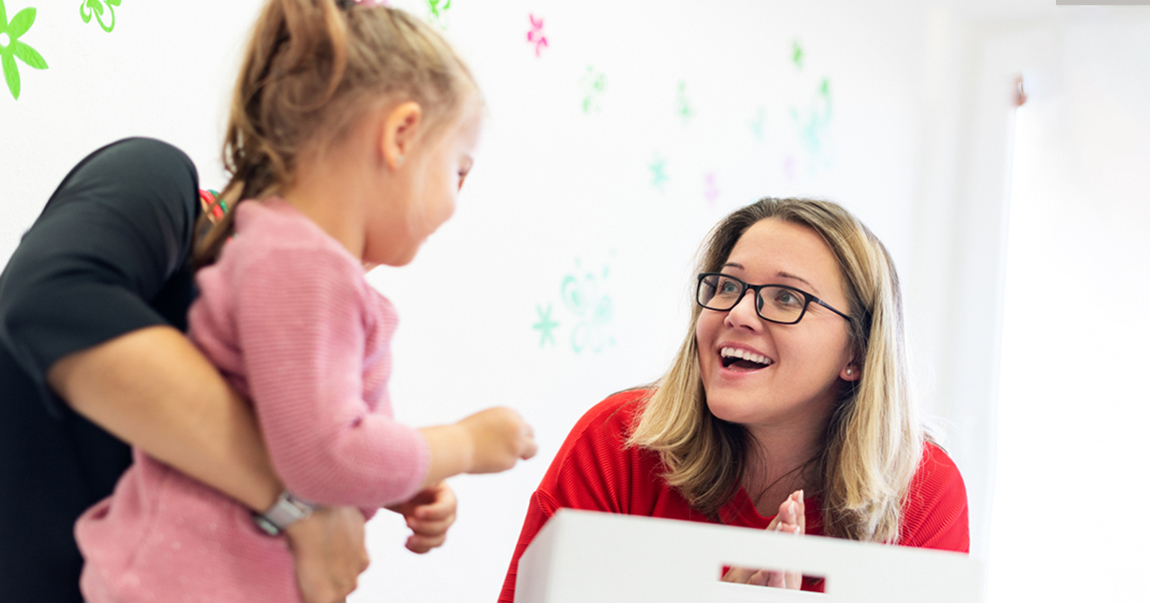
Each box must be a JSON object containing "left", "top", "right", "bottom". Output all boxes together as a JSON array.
[
  {"left": 80, "top": 0, "right": 120, "bottom": 33},
  {"left": 532, "top": 259, "right": 615, "bottom": 354}
]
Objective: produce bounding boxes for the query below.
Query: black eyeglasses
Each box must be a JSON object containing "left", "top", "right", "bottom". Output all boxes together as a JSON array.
[{"left": 696, "top": 272, "right": 852, "bottom": 325}]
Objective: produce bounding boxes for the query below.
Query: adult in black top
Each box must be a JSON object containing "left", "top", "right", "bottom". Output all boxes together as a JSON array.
[{"left": 0, "top": 138, "right": 368, "bottom": 603}]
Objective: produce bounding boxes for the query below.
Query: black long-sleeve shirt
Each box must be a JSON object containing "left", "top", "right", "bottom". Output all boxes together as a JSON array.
[{"left": 0, "top": 138, "right": 200, "bottom": 603}]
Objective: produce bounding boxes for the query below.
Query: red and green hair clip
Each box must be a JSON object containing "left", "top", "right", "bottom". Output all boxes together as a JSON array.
[{"left": 199, "top": 189, "right": 228, "bottom": 223}]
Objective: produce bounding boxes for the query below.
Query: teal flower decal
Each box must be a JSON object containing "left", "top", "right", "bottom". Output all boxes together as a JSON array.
[
  {"left": 0, "top": 0, "right": 48, "bottom": 100},
  {"left": 80, "top": 0, "right": 120, "bottom": 33}
]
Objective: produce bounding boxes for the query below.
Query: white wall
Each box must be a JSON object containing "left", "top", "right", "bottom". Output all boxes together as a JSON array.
[
  {"left": 909, "top": 9, "right": 1150, "bottom": 602},
  {"left": 989, "top": 11, "right": 1150, "bottom": 603}
]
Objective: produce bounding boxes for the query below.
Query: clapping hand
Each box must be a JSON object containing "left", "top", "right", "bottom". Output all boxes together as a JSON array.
[{"left": 721, "top": 489, "right": 805, "bottom": 589}]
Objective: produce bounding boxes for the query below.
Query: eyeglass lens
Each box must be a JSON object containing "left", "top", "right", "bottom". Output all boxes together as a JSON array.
[{"left": 697, "top": 274, "right": 807, "bottom": 323}]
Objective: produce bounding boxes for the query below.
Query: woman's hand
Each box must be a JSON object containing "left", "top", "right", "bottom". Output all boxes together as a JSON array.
[
  {"left": 285, "top": 505, "right": 370, "bottom": 603},
  {"left": 721, "top": 489, "right": 805, "bottom": 588},
  {"left": 387, "top": 481, "right": 458, "bottom": 553}
]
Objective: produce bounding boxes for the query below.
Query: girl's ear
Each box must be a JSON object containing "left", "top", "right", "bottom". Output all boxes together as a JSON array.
[
  {"left": 380, "top": 101, "right": 423, "bottom": 170},
  {"left": 840, "top": 361, "right": 861, "bottom": 382}
]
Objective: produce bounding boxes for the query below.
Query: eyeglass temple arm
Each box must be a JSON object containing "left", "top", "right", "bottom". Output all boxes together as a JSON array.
[{"left": 813, "top": 297, "right": 852, "bottom": 321}]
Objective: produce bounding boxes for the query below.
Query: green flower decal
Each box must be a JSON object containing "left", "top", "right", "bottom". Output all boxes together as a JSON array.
[
  {"left": 427, "top": 0, "right": 450, "bottom": 19},
  {"left": 81, "top": 0, "right": 120, "bottom": 33},
  {"left": 427, "top": 0, "right": 450, "bottom": 29},
  {"left": 0, "top": 0, "right": 48, "bottom": 100}
]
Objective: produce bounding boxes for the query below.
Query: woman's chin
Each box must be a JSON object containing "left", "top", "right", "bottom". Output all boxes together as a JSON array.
[{"left": 704, "top": 396, "right": 762, "bottom": 426}]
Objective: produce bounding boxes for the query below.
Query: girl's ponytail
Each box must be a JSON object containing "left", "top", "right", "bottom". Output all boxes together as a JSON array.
[
  {"left": 195, "top": 0, "right": 478, "bottom": 268},
  {"left": 196, "top": 0, "right": 350, "bottom": 267}
]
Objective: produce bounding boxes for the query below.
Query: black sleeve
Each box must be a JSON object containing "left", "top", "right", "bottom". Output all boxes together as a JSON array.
[{"left": 0, "top": 138, "right": 200, "bottom": 416}]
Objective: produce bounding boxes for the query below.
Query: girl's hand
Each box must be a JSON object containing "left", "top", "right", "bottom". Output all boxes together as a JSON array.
[
  {"left": 387, "top": 481, "right": 457, "bottom": 553},
  {"left": 721, "top": 489, "right": 805, "bottom": 589},
  {"left": 459, "top": 407, "right": 538, "bottom": 474},
  {"left": 416, "top": 408, "right": 537, "bottom": 487},
  {"left": 285, "top": 505, "right": 370, "bottom": 603}
]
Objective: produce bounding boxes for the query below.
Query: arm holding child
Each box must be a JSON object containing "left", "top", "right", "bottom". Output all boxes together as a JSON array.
[{"left": 0, "top": 138, "right": 369, "bottom": 603}]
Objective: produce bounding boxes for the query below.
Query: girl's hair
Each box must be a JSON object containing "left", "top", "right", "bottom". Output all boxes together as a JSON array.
[
  {"left": 194, "top": 0, "right": 478, "bottom": 267},
  {"left": 627, "top": 197, "right": 922, "bottom": 543}
]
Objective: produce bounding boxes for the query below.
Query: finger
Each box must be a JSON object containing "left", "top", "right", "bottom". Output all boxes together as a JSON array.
[
  {"left": 407, "top": 515, "right": 455, "bottom": 537},
  {"left": 722, "top": 566, "right": 755, "bottom": 583},
  {"left": 406, "top": 532, "right": 446, "bottom": 554},
  {"left": 796, "top": 489, "right": 806, "bottom": 534},
  {"left": 766, "top": 570, "right": 786, "bottom": 588},
  {"left": 521, "top": 422, "right": 538, "bottom": 458},
  {"left": 785, "top": 570, "right": 802, "bottom": 590},
  {"left": 748, "top": 569, "right": 770, "bottom": 586},
  {"left": 776, "top": 497, "right": 794, "bottom": 525},
  {"left": 521, "top": 437, "right": 538, "bottom": 460},
  {"left": 413, "top": 497, "right": 455, "bottom": 521}
]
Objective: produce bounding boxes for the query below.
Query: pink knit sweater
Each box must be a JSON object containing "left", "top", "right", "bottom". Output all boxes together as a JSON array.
[{"left": 76, "top": 199, "right": 431, "bottom": 603}]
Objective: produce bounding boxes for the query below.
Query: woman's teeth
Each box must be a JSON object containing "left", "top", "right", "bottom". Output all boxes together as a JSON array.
[{"left": 720, "top": 347, "right": 772, "bottom": 367}]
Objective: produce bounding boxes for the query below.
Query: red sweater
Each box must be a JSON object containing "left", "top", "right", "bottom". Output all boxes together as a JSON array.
[{"left": 499, "top": 390, "right": 969, "bottom": 601}]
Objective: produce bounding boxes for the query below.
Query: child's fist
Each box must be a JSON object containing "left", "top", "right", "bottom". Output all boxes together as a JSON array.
[{"left": 459, "top": 407, "right": 537, "bottom": 474}]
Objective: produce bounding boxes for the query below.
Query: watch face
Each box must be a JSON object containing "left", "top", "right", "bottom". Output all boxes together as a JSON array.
[
  {"left": 253, "top": 513, "right": 282, "bottom": 537},
  {"left": 254, "top": 492, "right": 314, "bottom": 537}
]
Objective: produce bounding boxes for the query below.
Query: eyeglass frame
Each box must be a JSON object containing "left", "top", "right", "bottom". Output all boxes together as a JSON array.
[{"left": 695, "top": 272, "right": 852, "bottom": 325}]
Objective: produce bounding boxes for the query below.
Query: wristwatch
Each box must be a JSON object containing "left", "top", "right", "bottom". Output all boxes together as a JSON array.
[{"left": 253, "top": 491, "right": 315, "bottom": 536}]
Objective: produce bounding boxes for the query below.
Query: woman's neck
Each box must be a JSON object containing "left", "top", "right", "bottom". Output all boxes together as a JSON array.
[{"left": 740, "top": 418, "right": 828, "bottom": 517}]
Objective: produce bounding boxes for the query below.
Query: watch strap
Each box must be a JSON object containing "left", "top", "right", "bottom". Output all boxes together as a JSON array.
[{"left": 253, "top": 491, "right": 314, "bottom": 536}]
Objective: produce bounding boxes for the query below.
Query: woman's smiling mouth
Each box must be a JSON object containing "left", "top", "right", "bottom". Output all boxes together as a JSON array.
[{"left": 719, "top": 346, "right": 773, "bottom": 371}]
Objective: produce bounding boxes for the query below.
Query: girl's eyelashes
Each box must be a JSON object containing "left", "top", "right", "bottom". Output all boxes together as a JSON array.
[{"left": 457, "top": 158, "right": 474, "bottom": 190}]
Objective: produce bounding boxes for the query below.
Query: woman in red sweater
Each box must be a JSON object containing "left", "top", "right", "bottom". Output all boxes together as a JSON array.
[{"left": 500, "top": 198, "right": 969, "bottom": 600}]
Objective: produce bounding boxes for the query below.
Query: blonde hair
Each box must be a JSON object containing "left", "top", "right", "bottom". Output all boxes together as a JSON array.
[
  {"left": 195, "top": 0, "right": 478, "bottom": 267},
  {"left": 628, "top": 197, "right": 921, "bottom": 543}
]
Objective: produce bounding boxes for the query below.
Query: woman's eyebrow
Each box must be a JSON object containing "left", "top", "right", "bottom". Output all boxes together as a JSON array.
[
  {"left": 724, "top": 263, "right": 819, "bottom": 293},
  {"left": 776, "top": 271, "right": 818, "bottom": 293}
]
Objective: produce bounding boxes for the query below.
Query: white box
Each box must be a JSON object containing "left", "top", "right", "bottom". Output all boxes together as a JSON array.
[{"left": 516, "top": 509, "right": 982, "bottom": 602}]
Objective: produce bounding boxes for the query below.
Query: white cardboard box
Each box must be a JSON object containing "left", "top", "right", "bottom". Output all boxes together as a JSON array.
[{"left": 516, "top": 509, "right": 982, "bottom": 602}]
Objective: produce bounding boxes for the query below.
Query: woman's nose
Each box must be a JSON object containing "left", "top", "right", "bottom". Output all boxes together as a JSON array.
[{"left": 724, "top": 288, "right": 762, "bottom": 330}]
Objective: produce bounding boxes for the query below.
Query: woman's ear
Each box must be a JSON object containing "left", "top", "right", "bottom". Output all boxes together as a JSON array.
[
  {"left": 380, "top": 101, "right": 423, "bottom": 170},
  {"left": 840, "top": 362, "right": 861, "bottom": 382}
]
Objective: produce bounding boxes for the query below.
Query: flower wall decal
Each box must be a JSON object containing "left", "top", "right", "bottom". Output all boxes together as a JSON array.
[
  {"left": 0, "top": 0, "right": 48, "bottom": 100},
  {"left": 80, "top": 0, "right": 121, "bottom": 33}
]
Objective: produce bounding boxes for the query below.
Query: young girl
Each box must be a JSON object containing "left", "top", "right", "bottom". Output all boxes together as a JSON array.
[{"left": 75, "top": 2, "right": 535, "bottom": 601}]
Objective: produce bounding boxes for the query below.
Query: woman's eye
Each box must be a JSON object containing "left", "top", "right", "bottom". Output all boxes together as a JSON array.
[
  {"left": 718, "top": 278, "right": 741, "bottom": 294},
  {"left": 772, "top": 289, "right": 802, "bottom": 308}
]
